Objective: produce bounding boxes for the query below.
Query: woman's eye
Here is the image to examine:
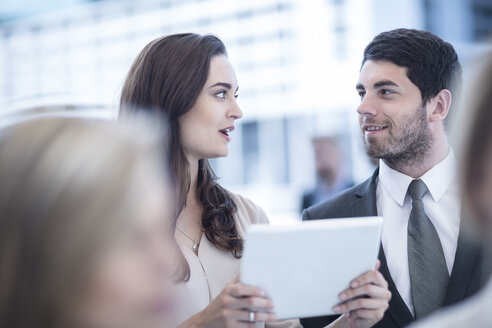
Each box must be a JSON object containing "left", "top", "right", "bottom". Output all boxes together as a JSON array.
[{"left": 215, "top": 91, "right": 226, "bottom": 99}]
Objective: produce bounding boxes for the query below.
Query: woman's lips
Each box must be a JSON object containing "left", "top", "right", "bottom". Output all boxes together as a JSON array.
[
  {"left": 219, "top": 130, "right": 231, "bottom": 142},
  {"left": 219, "top": 126, "right": 234, "bottom": 142}
]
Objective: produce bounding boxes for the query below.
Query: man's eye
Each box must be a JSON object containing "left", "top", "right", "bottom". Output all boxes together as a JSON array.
[
  {"left": 216, "top": 91, "right": 226, "bottom": 99},
  {"left": 358, "top": 91, "right": 366, "bottom": 98},
  {"left": 381, "top": 89, "right": 394, "bottom": 96},
  {"left": 234, "top": 93, "right": 239, "bottom": 99}
]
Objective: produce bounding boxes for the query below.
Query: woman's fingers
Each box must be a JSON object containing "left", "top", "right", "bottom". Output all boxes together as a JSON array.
[
  {"left": 227, "top": 282, "right": 266, "bottom": 298},
  {"left": 236, "top": 309, "right": 277, "bottom": 322},
  {"left": 218, "top": 309, "right": 277, "bottom": 326},
  {"left": 220, "top": 282, "right": 275, "bottom": 317},
  {"left": 227, "top": 296, "right": 275, "bottom": 311}
]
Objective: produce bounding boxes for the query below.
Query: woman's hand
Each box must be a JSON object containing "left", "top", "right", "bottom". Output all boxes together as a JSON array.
[
  {"left": 179, "top": 276, "right": 277, "bottom": 328},
  {"left": 331, "top": 260, "right": 392, "bottom": 328}
]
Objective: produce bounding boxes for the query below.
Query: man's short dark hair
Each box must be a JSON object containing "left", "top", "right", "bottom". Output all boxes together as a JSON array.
[{"left": 362, "top": 28, "right": 462, "bottom": 105}]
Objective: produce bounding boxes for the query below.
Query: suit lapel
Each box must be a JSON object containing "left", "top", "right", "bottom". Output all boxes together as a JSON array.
[
  {"left": 444, "top": 218, "right": 481, "bottom": 305},
  {"left": 350, "top": 169, "right": 378, "bottom": 217},
  {"left": 352, "top": 168, "right": 414, "bottom": 327},
  {"left": 378, "top": 247, "right": 415, "bottom": 326}
]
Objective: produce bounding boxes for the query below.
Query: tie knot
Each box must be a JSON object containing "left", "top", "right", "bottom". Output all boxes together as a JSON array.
[{"left": 408, "top": 179, "right": 428, "bottom": 201}]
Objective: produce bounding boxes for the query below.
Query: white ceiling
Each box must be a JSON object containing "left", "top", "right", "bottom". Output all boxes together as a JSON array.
[{"left": 0, "top": 0, "right": 89, "bottom": 21}]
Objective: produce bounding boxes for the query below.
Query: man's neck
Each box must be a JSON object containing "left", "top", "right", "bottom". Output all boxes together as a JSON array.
[{"left": 383, "top": 140, "right": 450, "bottom": 179}]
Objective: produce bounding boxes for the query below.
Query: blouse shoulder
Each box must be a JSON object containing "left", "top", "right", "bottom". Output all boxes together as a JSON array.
[{"left": 229, "top": 192, "right": 270, "bottom": 237}]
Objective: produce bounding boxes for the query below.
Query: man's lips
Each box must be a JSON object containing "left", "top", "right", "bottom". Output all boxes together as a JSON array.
[{"left": 362, "top": 124, "right": 388, "bottom": 134}]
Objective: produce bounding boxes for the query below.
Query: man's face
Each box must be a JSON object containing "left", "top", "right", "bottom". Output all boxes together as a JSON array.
[
  {"left": 313, "top": 139, "right": 341, "bottom": 185},
  {"left": 356, "top": 60, "right": 432, "bottom": 166}
]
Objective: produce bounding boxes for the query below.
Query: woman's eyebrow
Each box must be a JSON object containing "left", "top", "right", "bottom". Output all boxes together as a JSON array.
[{"left": 209, "top": 82, "right": 232, "bottom": 89}]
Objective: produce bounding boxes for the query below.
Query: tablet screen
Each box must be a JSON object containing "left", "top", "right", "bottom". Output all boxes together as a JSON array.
[{"left": 240, "top": 217, "right": 383, "bottom": 319}]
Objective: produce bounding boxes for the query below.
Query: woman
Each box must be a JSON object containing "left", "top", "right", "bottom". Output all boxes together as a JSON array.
[
  {"left": 0, "top": 116, "right": 178, "bottom": 328},
  {"left": 407, "top": 54, "right": 492, "bottom": 328},
  {"left": 120, "top": 33, "right": 391, "bottom": 328}
]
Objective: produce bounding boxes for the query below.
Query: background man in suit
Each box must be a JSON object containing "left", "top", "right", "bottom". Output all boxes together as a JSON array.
[
  {"left": 301, "top": 135, "right": 354, "bottom": 212},
  {"left": 300, "top": 28, "right": 491, "bottom": 328}
]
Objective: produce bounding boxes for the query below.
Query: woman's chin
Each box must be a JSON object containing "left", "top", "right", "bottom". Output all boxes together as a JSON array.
[{"left": 206, "top": 149, "right": 229, "bottom": 159}]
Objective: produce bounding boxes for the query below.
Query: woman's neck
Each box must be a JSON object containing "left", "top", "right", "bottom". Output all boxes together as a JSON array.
[
  {"left": 177, "top": 158, "right": 203, "bottom": 228},
  {"left": 187, "top": 159, "right": 200, "bottom": 207},
  {"left": 175, "top": 158, "right": 204, "bottom": 253}
]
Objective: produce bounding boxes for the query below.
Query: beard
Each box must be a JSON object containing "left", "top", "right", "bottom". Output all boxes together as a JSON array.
[{"left": 361, "top": 105, "right": 432, "bottom": 170}]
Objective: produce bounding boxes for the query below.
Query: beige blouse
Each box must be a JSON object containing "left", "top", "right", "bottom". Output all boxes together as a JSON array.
[{"left": 175, "top": 193, "right": 302, "bottom": 328}]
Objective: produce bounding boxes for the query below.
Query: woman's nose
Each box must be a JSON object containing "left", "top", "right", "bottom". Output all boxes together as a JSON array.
[{"left": 228, "top": 100, "right": 243, "bottom": 120}]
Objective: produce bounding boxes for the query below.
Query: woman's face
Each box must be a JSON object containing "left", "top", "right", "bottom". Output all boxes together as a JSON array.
[
  {"left": 179, "top": 54, "right": 243, "bottom": 161},
  {"left": 72, "top": 174, "right": 178, "bottom": 328}
]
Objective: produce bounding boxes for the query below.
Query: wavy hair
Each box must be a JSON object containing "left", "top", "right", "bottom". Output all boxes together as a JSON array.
[{"left": 119, "top": 33, "right": 241, "bottom": 279}]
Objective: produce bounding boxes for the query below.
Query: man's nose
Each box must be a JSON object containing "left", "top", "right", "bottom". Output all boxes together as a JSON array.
[{"left": 357, "top": 94, "right": 378, "bottom": 117}]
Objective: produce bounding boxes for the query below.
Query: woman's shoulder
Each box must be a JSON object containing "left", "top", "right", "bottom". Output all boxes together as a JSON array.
[
  {"left": 229, "top": 192, "right": 269, "bottom": 226},
  {"left": 408, "top": 278, "right": 492, "bottom": 328}
]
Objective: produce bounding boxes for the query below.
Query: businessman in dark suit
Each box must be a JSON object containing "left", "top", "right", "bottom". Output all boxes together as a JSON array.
[
  {"left": 301, "top": 136, "right": 354, "bottom": 211},
  {"left": 300, "top": 29, "right": 492, "bottom": 328}
]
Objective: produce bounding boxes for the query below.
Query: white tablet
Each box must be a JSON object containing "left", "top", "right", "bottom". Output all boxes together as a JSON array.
[{"left": 240, "top": 217, "right": 383, "bottom": 320}]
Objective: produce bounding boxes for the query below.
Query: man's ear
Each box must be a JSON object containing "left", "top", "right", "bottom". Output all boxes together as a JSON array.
[{"left": 429, "top": 89, "right": 452, "bottom": 123}]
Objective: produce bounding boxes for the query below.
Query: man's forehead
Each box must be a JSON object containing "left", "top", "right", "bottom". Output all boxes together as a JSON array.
[{"left": 358, "top": 60, "right": 409, "bottom": 86}]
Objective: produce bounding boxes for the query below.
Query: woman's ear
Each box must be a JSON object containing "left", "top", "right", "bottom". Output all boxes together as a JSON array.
[{"left": 429, "top": 89, "right": 452, "bottom": 123}]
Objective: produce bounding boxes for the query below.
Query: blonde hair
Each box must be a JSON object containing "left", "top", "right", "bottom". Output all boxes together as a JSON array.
[
  {"left": 451, "top": 51, "right": 492, "bottom": 233},
  {"left": 0, "top": 116, "right": 170, "bottom": 328}
]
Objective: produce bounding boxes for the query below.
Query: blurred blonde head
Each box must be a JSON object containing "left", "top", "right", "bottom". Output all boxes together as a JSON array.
[
  {"left": 0, "top": 116, "right": 177, "bottom": 328},
  {"left": 453, "top": 51, "right": 492, "bottom": 237}
]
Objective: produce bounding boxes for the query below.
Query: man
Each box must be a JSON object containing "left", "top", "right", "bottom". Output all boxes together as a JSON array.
[
  {"left": 301, "top": 29, "right": 491, "bottom": 328},
  {"left": 301, "top": 136, "right": 353, "bottom": 211}
]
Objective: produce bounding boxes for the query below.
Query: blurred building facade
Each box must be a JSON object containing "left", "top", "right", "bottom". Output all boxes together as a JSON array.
[{"left": 0, "top": 0, "right": 491, "bottom": 221}]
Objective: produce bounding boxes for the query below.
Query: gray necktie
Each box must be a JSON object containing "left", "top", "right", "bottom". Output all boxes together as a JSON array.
[{"left": 407, "top": 179, "right": 449, "bottom": 319}]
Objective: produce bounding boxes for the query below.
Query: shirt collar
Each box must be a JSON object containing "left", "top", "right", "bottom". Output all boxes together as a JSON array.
[
  {"left": 421, "top": 148, "right": 457, "bottom": 202},
  {"left": 378, "top": 147, "right": 457, "bottom": 206}
]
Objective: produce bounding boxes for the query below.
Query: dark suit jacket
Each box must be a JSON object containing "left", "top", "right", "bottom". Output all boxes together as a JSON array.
[
  {"left": 301, "top": 180, "right": 355, "bottom": 212},
  {"left": 300, "top": 168, "right": 492, "bottom": 328}
]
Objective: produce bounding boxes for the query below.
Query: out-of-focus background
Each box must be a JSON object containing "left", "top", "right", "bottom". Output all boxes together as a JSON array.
[{"left": 1, "top": 0, "right": 491, "bottom": 223}]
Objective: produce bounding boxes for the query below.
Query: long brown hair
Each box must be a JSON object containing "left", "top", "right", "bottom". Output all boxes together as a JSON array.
[{"left": 119, "top": 34, "right": 241, "bottom": 278}]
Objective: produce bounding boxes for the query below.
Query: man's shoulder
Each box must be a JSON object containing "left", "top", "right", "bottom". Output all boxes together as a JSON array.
[{"left": 302, "top": 176, "right": 373, "bottom": 220}]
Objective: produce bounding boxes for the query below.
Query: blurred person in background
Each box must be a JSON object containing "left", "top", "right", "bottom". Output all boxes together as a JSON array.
[
  {"left": 301, "top": 136, "right": 353, "bottom": 212},
  {"left": 120, "top": 33, "right": 391, "bottom": 328},
  {"left": 0, "top": 116, "right": 178, "bottom": 328},
  {"left": 407, "top": 53, "right": 492, "bottom": 328},
  {"left": 301, "top": 29, "right": 492, "bottom": 328}
]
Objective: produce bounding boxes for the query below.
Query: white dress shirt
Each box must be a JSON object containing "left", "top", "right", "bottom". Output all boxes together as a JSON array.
[{"left": 376, "top": 148, "right": 461, "bottom": 316}]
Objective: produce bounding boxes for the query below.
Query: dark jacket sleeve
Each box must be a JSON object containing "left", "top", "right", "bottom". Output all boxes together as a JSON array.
[{"left": 301, "top": 184, "right": 361, "bottom": 221}]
